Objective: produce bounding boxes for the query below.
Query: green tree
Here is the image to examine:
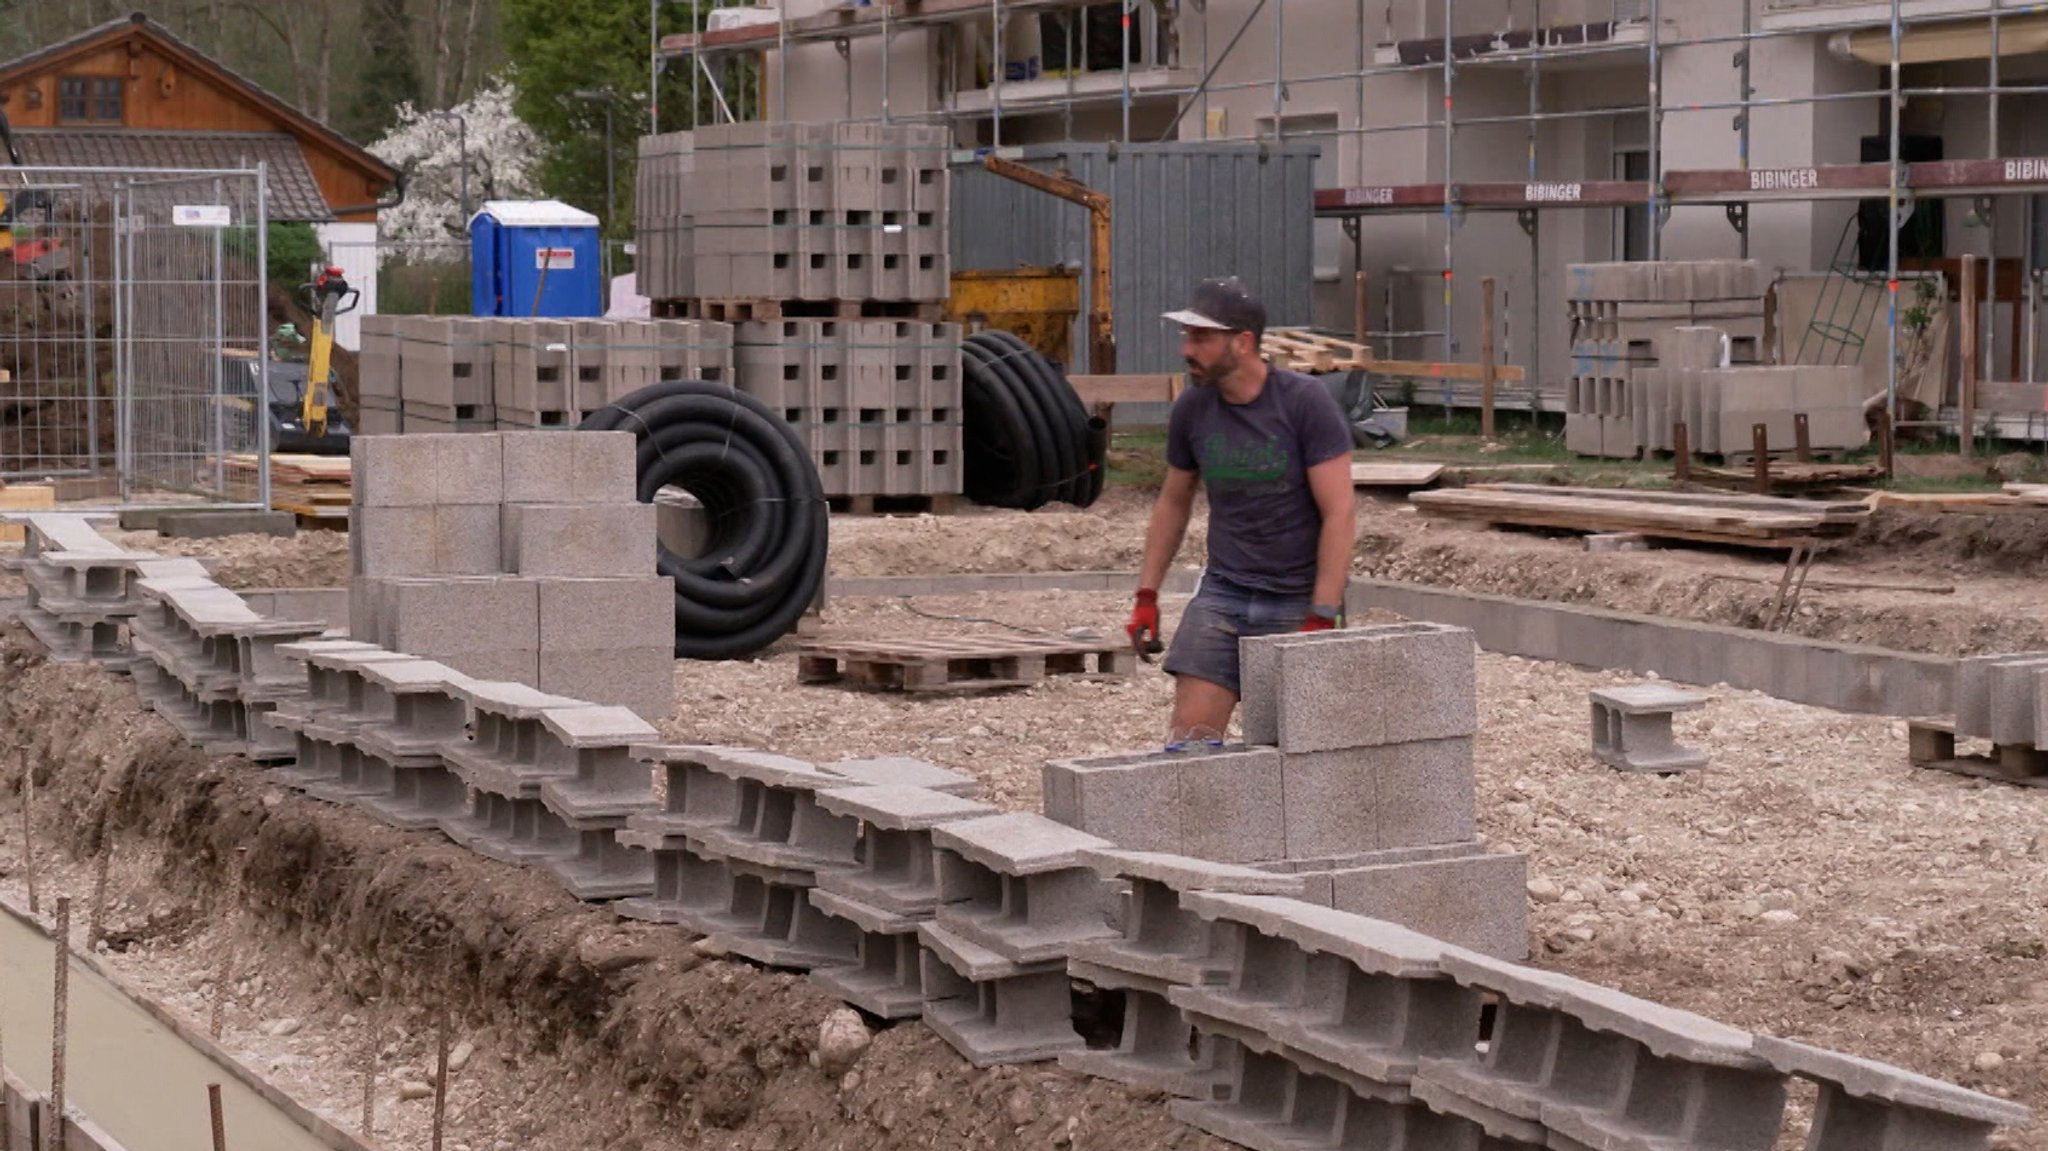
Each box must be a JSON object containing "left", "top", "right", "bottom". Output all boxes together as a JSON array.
[
  {"left": 340, "top": 0, "right": 426, "bottom": 143},
  {"left": 500, "top": 0, "right": 648, "bottom": 238}
]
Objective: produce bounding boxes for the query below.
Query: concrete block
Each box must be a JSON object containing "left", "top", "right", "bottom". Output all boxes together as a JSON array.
[
  {"left": 501, "top": 502, "right": 657, "bottom": 577},
  {"left": 1590, "top": 685, "right": 1710, "bottom": 773},
  {"left": 350, "top": 435, "right": 440, "bottom": 507},
  {"left": 535, "top": 576, "right": 674, "bottom": 652},
  {"left": 1241, "top": 624, "right": 1476, "bottom": 753},
  {"left": 1042, "top": 745, "right": 1284, "bottom": 862},
  {"left": 1069, "top": 851, "right": 1303, "bottom": 986},
  {"left": 157, "top": 510, "right": 297, "bottom": 540},
  {"left": 1166, "top": 1028, "right": 1428, "bottom": 1151},
  {"left": 536, "top": 645, "right": 674, "bottom": 719},
  {"left": 1281, "top": 737, "right": 1475, "bottom": 858},
  {"left": 1325, "top": 847, "right": 1529, "bottom": 960},
  {"left": 615, "top": 837, "right": 731, "bottom": 925},
  {"left": 813, "top": 786, "right": 998, "bottom": 915},
  {"left": 543, "top": 827, "right": 657, "bottom": 901},
  {"left": 918, "top": 923, "right": 1081, "bottom": 1066},
  {"left": 437, "top": 433, "right": 505, "bottom": 504},
  {"left": 383, "top": 576, "right": 538, "bottom": 659},
  {"left": 1754, "top": 1036, "right": 2029, "bottom": 1151},
  {"left": 1985, "top": 656, "right": 2048, "bottom": 747},
  {"left": 931, "top": 811, "right": 1113, "bottom": 875}
]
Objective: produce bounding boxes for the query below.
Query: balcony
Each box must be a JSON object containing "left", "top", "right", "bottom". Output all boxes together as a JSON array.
[{"left": 1763, "top": 0, "right": 2015, "bottom": 33}]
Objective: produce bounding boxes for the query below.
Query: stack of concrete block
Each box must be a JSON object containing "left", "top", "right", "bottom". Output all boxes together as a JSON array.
[
  {"left": 636, "top": 131, "right": 696, "bottom": 302},
  {"left": 532, "top": 706, "right": 662, "bottom": 899},
  {"left": 1754, "top": 1035, "right": 2031, "bottom": 1149},
  {"left": 805, "top": 783, "right": 998, "bottom": 1018},
  {"left": 1044, "top": 622, "right": 1528, "bottom": 959},
  {"left": 264, "top": 644, "right": 439, "bottom": 795},
  {"left": 439, "top": 682, "right": 593, "bottom": 859},
  {"left": 1061, "top": 851, "right": 1306, "bottom": 1098},
  {"left": 734, "top": 318, "right": 962, "bottom": 500},
  {"left": 683, "top": 121, "right": 951, "bottom": 304},
  {"left": 4, "top": 513, "right": 207, "bottom": 669},
  {"left": 1674, "top": 365, "right": 1870, "bottom": 457},
  {"left": 614, "top": 748, "right": 866, "bottom": 968},
  {"left": 348, "top": 432, "right": 675, "bottom": 719},
  {"left": 357, "top": 315, "right": 734, "bottom": 433},
  {"left": 918, "top": 812, "right": 1115, "bottom": 1066},
  {"left": 1950, "top": 651, "right": 2048, "bottom": 777},
  {"left": 128, "top": 576, "right": 329, "bottom": 760},
  {"left": 1565, "top": 259, "right": 1766, "bottom": 458},
  {"left": 1167, "top": 893, "right": 1491, "bottom": 1146}
]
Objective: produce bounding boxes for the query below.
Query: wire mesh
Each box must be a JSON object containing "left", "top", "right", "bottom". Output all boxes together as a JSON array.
[
  {"left": 0, "top": 166, "right": 268, "bottom": 504},
  {"left": 0, "top": 171, "right": 112, "bottom": 480},
  {"left": 117, "top": 169, "right": 268, "bottom": 505}
]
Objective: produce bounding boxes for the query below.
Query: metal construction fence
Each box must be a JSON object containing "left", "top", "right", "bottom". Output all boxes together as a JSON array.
[{"left": 0, "top": 165, "right": 267, "bottom": 506}]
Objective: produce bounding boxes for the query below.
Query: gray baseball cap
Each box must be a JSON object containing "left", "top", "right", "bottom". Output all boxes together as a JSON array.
[{"left": 1162, "top": 276, "right": 1266, "bottom": 339}]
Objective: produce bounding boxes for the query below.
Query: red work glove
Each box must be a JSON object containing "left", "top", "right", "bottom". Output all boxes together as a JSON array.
[
  {"left": 1127, "top": 588, "right": 1163, "bottom": 658},
  {"left": 1298, "top": 609, "right": 1339, "bottom": 633}
]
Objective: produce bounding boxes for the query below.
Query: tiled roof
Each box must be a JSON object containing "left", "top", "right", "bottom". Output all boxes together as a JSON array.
[{"left": 11, "top": 129, "right": 336, "bottom": 222}]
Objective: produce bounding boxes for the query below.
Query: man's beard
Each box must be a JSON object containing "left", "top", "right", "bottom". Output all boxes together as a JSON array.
[{"left": 1186, "top": 348, "right": 1237, "bottom": 388}]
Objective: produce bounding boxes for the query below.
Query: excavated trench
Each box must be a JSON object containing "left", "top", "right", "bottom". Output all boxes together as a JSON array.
[{"left": 0, "top": 629, "right": 1226, "bottom": 1151}]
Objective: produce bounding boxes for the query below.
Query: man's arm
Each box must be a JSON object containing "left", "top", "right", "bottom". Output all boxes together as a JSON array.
[
  {"left": 1137, "top": 465, "right": 1200, "bottom": 592},
  {"left": 1304, "top": 454, "right": 1357, "bottom": 611}
]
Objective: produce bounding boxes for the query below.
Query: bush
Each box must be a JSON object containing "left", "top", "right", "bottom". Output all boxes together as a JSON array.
[{"left": 266, "top": 221, "right": 327, "bottom": 289}]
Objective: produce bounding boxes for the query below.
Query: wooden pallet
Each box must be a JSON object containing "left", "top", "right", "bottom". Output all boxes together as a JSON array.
[
  {"left": 681, "top": 298, "right": 948, "bottom": 323},
  {"left": 1906, "top": 719, "right": 2048, "bottom": 789},
  {"left": 1262, "top": 329, "right": 1374, "bottom": 373},
  {"left": 1351, "top": 462, "right": 1443, "bottom": 488},
  {"left": 827, "top": 493, "right": 956, "bottom": 516},
  {"left": 798, "top": 635, "right": 1133, "bottom": 692}
]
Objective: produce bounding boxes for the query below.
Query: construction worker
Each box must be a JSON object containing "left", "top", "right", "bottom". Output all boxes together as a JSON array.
[{"left": 1128, "top": 277, "right": 1358, "bottom": 745}]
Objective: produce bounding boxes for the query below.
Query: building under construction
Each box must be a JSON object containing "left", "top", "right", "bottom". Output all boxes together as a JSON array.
[{"left": 664, "top": 0, "right": 2048, "bottom": 430}]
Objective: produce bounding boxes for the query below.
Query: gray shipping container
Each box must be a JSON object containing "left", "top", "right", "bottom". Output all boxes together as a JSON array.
[{"left": 950, "top": 141, "right": 1320, "bottom": 378}]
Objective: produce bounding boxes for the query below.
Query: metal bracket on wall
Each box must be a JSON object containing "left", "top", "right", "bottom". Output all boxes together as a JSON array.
[
  {"left": 1724, "top": 202, "right": 1748, "bottom": 236},
  {"left": 1516, "top": 208, "right": 1538, "bottom": 238},
  {"left": 1341, "top": 217, "right": 1361, "bottom": 243},
  {"left": 1655, "top": 194, "right": 1672, "bottom": 228}
]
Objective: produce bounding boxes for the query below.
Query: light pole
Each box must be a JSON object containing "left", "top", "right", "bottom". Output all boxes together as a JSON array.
[
  {"left": 425, "top": 109, "right": 469, "bottom": 224},
  {"left": 569, "top": 90, "right": 618, "bottom": 233}
]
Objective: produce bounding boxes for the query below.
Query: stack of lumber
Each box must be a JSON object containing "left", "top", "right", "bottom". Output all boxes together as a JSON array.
[
  {"left": 1411, "top": 483, "right": 1868, "bottom": 549},
  {"left": 0, "top": 483, "right": 56, "bottom": 543},
  {"left": 1865, "top": 486, "right": 2048, "bottom": 514},
  {"left": 1261, "top": 329, "right": 1373, "bottom": 373},
  {"left": 1687, "top": 459, "right": 1886, "bottom": 494},
  {"left": 223, "top": 453, "right": 351, "bottom": 522}
]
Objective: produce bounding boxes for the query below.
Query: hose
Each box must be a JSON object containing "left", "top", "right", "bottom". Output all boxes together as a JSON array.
[
  {"left": 579, "top": 381, "right": 828, "bottom": 660},
  {"left": 958, "top": 330, "right": 1108, "bottom": 510}
]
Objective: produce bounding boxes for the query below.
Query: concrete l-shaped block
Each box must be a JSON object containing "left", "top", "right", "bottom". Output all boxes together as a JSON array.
[
  {"left": 1418, "top": 949, "right": 1786, "bottom": 1151},
  {"left": 1069, "top": 849, "right": 1305, "bottom": 986},
  {"left": 679, "top": 748, "right": 862, "bottom": 874},
  {"left": 537, "top": 708, "right": 661, "bottom": 819},
  {"left": 931, "top": 813, "right": 1117, "bottom": 964},
  {"left": 1061, "top": 959, "right": 1231, "bottom": 1099},
  {"left": 1753, "top": 1036, "right": 2029, "bottom": 1151},
  {"left": 812, "top": 785, "right": 997, "bottom": 915},
  {"left": 821, "top": 756, "right": 981, "bottom": 796},
  {"left": 1240, "top": 623, "right": 1478, "bottom": 753},
  {"left": 1169, "top": 892, "right": 1482, "bottom": 1087},
  {"left": 917, "top": 922, "right": 1081, "bottom": 1066}
]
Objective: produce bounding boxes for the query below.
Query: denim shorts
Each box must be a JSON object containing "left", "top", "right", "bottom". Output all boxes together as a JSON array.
[{"left": 1162, "top": 572, "right": 1311, "bottom": 696}]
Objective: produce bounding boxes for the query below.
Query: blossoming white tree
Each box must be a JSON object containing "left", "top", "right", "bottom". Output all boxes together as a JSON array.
[{"left": 370, "top": 81, "right": 544, "bottom": 246}]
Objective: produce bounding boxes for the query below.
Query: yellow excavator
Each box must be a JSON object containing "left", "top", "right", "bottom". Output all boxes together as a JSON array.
[
  {"left": 299, "top": 265, "right": 358, "bottom": 440},
  {"left": 221, "top": 265, "right": 358, "bottom": 454}
]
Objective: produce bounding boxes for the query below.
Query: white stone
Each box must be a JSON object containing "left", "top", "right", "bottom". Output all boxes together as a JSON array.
[{"left": 817, "top": 1008, "right": 871, "bottom": 1075}]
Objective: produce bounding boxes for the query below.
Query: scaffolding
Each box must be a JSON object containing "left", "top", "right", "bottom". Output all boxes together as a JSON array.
[{"left": 658, "top": 0, "right": 2048, "bottom": 433}]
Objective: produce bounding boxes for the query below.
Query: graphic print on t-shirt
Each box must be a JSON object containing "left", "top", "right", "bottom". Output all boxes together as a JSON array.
[{"left": 1198, "top": 432, "right": 1292, "bottom": 496}]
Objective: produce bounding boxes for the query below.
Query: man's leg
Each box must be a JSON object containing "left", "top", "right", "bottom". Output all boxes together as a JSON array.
[{"left": 1170, "top": 673, "right": 1238, "bottom": 742}]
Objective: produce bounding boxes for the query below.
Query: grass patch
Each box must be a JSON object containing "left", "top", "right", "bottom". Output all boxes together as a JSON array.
[{"left": 1107, "top": 428, "right": 1168, "bottom": 489}]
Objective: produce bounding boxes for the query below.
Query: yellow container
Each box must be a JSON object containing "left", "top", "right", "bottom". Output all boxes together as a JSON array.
[{"left": 947, "top": 267, "right": 1081, "bottom": 367}]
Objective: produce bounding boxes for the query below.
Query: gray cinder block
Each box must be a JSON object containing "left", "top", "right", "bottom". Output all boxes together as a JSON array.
[
  {"left": 502, "top": 503, "right": 657, "bottom": 577},
  {"left": 1043, "top": 745, "right": 1285, "bottom": 863},
  {"left": 350, "top": 435, "right": 440, "bottom": 507},
  {"left": 1282, "top": 737, "right": 1476, "bottom": 858},
  {"left": 535, "top": 576, "right": 674, "bottom": 652},
  {"left": 536, "top": 645, "right": 674, "bottom": 720},
  {"left": 383, "top": 576, "right": 539, "bottom": 661},
  {"left": 823, "top": 756, "right": 980, "bottom": 796},
  {"left": 1069, "top": 850, "right": 1304, "bottom": 986},
  {"left": 1323, "top": 846, "right": 1529, "bottom": 960},
  {"left": 931, "top": 813, "right": 1117, "bottom": 963},
  {"left": 1241, "top": 623, "right": 1477, "bottom": 753},
  {"left": 1590, "top": 684, "right": 1709, "bottom": 773},
  {"left": 1752, "top": 1036, "right": 2029, "bottom": 1151},
  {"left": 808, "top": 905, "right": 929, "bottom": 1019},
  {"left": 1060, "top": 960, "right": 1231, "bottom": 1098}
]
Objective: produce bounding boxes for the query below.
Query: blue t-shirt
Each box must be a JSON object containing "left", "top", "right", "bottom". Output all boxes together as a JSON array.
[{"left": 1165, "top": 367, "right": 1353, "bottom": 596}]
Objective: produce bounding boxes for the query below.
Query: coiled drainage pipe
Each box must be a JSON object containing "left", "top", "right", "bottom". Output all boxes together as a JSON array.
[
  {"left": 580, "top": 381, "right": 829, "bottom": 660},
  {"left": 960, "top": 330, "right": 1108, "bottom": 510}
]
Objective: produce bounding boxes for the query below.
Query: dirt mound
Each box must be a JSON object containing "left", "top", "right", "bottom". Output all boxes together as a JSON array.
[
  {"left": 1829, "top": 506, "right": 2048, "bottom": 577},
  {"left": 103, "top": 527, "right": 351, "bottom": 589},
  {"left": 0, "top": 628, "right": 1229, "bottom": 1151}
]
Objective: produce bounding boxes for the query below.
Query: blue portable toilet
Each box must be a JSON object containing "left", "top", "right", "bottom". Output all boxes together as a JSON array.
[{"left": 469, "top": 200, "right": 602, "bottom": 318}]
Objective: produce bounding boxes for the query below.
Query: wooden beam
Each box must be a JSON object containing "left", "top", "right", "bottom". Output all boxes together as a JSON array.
[
  {"left": 1480, "top": 276, "right": 1498, "bottom": 439},
  {"left": 1361, "top": 359, "right": 1528, "bottom": 384},
  {"left": 1068, "top": 374, "right": 1180, "bottom": 406},
  {"left": 1961, "top": 252, "right": 1978, "bottom": 459}
]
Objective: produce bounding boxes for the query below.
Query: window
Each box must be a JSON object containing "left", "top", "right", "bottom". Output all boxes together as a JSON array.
[
  {"left": 1617, "top": 149, "right": 1650, "bottom": 262},
  {"left": 56, "top": 75, "right": 121, "bottom": 123}
]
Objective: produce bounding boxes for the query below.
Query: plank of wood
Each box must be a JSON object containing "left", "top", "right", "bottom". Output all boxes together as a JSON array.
[
  {"left": 1412, "top": 488, "right": 1835, "bottom": 537},
  {"left": 1871, "top": 491, "right": 2035, "bottom": 512},
  {"left": 0, "top": 484, "right": 55, "bottom": 544},
  {"left": 1362, "top": 358, "right": 1529, "bottom": 384},
  {"left": 1352, "top": 462, "right": 1444, "bottom": 487},
  {"left": 1473, "top": 483, "right": 1869, "bottom": 519},
  {"left": 1068, "top": 374, "right": 1181, "bottom": 406}
]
